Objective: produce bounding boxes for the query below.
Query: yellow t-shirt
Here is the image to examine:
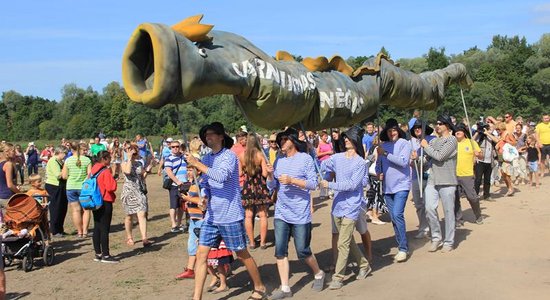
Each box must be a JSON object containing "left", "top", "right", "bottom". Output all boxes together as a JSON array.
[
  {"left": 456, "top": 139, "right": 480, "bottom": 177},
  {"left": 535, "top": 122, "right": 550, "bottom": 145}
]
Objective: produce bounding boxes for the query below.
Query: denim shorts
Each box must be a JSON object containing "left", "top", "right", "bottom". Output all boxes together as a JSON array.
[
  {"left": 66, "top": 189, "right": 81, "bottom": 203},
  {"left": 528, "top": 161, "right": 538, "bottom": 173},
  {"left": 199, "top": 220, "right": 247, "bottom": 252},
  {"left": 168, "top": 186, "right": 181, "bottom": 209},
  {"left": 273, "top": 218, "right": 312, "bottom": 259},
  {"left": 187, "top": 219, "right": 204, "bottom": 256}
]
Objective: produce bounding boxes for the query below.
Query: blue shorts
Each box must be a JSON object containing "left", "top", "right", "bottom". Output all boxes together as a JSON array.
[
  {"left": 199, "top": 220, "right": 247, "bottom": 252},
  {"left": 66, "top": 189, "right": 81, "bottom": 203},
  {"left": 187, "top": 219, "right": 204, "bottom": 256},
  {"left": 274, "top": 219, "right": 313, "bottom": 259},
  {"left": 528, "top": 161, "right": 539, "bottom": 173}
]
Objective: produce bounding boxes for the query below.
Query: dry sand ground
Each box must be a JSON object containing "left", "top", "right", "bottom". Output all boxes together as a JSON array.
[{"left": 5, "top": 172, "right": 550, "bottom": 300}]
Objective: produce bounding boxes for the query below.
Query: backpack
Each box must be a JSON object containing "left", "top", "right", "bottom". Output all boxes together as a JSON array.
[{"left": 79, "top": 167, "right": 107, "bottom": 210}]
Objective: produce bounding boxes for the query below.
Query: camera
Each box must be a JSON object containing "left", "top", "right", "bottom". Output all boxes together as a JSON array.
[
  {"left": 178, "top": 182, "right": 192, "bottom": 194},
  {"left": 476, "top": 121, "right": 489, "bottom": 133}
]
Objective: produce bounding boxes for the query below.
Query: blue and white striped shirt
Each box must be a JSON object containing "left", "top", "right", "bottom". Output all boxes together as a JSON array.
[
  {"left": 267, "top": 152, "right": 318, "bottom": 224},
  {"left": 375, "top": 138, "right": 412, "bottom": 194},
  {"left": 321, "top": 153, "right": 367, "bottom": 221},
  {"left": 200, "top": 148, "right": 244, "bottom": 224},
  {"left": 164, "top": 154, "right": 188, "bottom": 185}
]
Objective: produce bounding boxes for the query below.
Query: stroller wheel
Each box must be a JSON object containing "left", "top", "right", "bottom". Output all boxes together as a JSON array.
[
  {"left": 3, "top": 256, "right": 13, "bottom": 267},
  {"left": 22, "top": 252, "right": 34, "bottom": 272},
  {"left": 43, "top": 245, "right": 54, "bottom": 266}
]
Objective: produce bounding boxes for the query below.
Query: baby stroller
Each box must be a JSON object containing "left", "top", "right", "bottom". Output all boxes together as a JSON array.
[{"left": 1, "top": 193, "right": 54, "bottom": 272}]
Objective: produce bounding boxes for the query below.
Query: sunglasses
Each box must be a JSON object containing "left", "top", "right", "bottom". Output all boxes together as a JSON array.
[
  {"left": 505, "top": 115, "right": 511, "bottom": 118},
  {"left": 170, "top": 146, "right": 180, "bottom": 149},
  {"left": 436, "top": 122, "right": 444, "bottom": 126}
]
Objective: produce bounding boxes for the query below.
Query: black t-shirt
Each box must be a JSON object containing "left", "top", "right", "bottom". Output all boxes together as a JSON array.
[{"left": 527, "top": 146, "right": 539, "bottom": 162}]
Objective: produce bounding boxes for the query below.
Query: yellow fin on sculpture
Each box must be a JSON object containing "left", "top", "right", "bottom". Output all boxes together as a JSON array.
[
  {"left": 302, "top": 56, "right": 330, "bottom": 72},
  {"left": 275, "top": 50, "right": 295, "bottom": 61},
  {"left": 172, "top": 14, "right": 214, "bottom": 42},
  {"left": 329, "top": 56, "right": 353, "bottom": 76}
]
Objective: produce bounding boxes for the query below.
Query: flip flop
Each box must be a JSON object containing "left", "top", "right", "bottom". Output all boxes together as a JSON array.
[
  {"left": 142, "top": 239, "right": 153, "bottom": 247},
  {"left": 247, "top": 289, "right": 268, "bottom": 300}
]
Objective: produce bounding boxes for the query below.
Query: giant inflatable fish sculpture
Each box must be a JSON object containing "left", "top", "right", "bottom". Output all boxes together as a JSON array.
[{"left": 122, "top": 15, "right": 472, "bottom": 130}]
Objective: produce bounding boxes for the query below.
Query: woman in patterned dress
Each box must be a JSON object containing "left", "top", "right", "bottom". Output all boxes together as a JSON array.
[
  {"left": 239, "top": 134, "right": 271, "bottom": 250},
  {"left": 121, "top": 144, "right": 152, "bottom": 246}
]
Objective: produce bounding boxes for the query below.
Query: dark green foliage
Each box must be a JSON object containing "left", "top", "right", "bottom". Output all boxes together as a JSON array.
[{"left": 1, "top": 34, "right": 548, "bottom": 141}]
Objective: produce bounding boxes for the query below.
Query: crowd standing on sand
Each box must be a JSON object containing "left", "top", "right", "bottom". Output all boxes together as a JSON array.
[{"left": 0, "top": 112, "right": 549, "bottom": 300}]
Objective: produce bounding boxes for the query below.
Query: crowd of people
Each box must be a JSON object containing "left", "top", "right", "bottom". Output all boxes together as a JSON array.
[{"left": 0, "top": 111, "right": 548, "bottom": 300}]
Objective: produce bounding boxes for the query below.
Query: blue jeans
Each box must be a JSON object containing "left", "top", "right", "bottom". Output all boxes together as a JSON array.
[
  {"left": 384, "top": 190, "right": 409, "bottom": 252},
  {"left": 273, "top": 218, "right": 312, "bottom": 259}
]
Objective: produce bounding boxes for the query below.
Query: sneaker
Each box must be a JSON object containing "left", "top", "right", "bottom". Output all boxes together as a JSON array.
[
  {"left": 101, "top": 256, "right": 120, "bottom": 264},
  {"left": 414, "top": 231, "right": 429, "bottom": 239},
  {"left": 270, "top": 288, "right": 292, "bottom": 299},
  {"left": 311, "top": 271, "right": 325, "bottom": 292},
  {"left": 428, "top": 241, "right": 443, "bottom": 252},
  {"left": 179, "top": 224, "right": 188, "bottom": 233},
  {"left": 93, "top": 254, "right": 102, "bottom": 262},
  {"left": 170, "top": 227, "right": 180, "bottom": 233},
  {"left": 371, "top": 219, "right": 386, "bottom": 225},
  {"left": 441, "top": 245, "right": 454, "bottom": 253},
  {"left": 175, "top": 268, "right": 195, "bottom": 279},
  {"left": 356, "top": 265, "right": 372, "bottom": 279},
  {"left": 328, "top": 279, "right": 343, "bottom": 290},
  {"left": 455, "top": 220, "right": 464, "bottom": 228},
  {"left": 475, "top": 216, "right": 484, "bottom": 225},
  {"left": 394, "top": 251, "right": 408, "bottom": 263}
]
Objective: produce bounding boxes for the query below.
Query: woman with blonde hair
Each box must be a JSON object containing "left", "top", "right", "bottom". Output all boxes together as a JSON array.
[
  {"left": 0, "top": 143, "right": 20, "bottom": 207},
  {"left": 239, "top": 134, "right": 271, "bottom": 250},
  {"left": 486, "top": 122, "right": 517, "bottom": 196},
  {"left": 62, "top": 142, "right": 92, "bottom": 238},
  {"left": 189, "top": 138, "right": 202, "bottom": 159}
]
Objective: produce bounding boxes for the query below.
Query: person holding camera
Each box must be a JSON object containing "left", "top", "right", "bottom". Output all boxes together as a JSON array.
[
  {"left": 164, "top": 140, "right": 188, "bottom": 233},
  {"left": 473, "top": 121, "right": 497, "bottom": 200},
  {"left": 121, "top": 144, "right": 152, "bottom": 247}
]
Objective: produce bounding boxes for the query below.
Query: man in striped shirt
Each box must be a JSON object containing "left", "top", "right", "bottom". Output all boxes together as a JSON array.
[
  {"left": 164, "top": 140, "right": 188, "bottom": 233},
  {"left": 421, "top": 115, "right": 458, "bottom": 253},
  {"left": 266, "top": 127, "right": 325, "bottom": 299},
  {"left": 320, "top": 125, "right": 372, "bottom": 290},
  {"left": 185, "top": 122, "right": 266, "bottom": 300}
]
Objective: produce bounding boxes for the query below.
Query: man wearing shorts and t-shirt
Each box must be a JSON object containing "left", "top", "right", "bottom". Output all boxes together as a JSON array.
[
  {"left": 164, "top": 140, "right": 188, "bottom": 233},
  {"left": 535, "top": 114, "right": 550, "bottom": 176},
  {"left": 185, "top": 122, "right": 266, "bottom": 300}
]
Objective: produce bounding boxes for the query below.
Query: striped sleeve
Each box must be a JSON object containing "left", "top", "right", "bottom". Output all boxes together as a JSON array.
[
  {"left": 205, "top": 151, "right": 235, "bottom": 183},
  {"left": 303, "top": 155, "right": 318, "bottom": 190},
  {"left": 424, "top": 137, "right": 457, "bottom": 162},
  {"left": 328, "top": 159, "right": 366, "bottom": 191},
  {"left": 320, "top": 156, "right": 335, "bottom": 181}
]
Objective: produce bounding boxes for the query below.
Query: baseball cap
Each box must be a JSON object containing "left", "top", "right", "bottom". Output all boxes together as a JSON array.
[{"left": 165, "top": 137, "right": 174, "bottom": 142}]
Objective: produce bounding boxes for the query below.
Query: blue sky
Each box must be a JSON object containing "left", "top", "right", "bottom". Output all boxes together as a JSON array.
[{"left": 1, "top": 0, "right": 549, "bottom": 101}]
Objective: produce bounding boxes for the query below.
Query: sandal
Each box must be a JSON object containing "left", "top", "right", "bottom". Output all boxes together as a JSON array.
[
  {"left": 247, "top": 289, "right": 267, "bottom": 300},
  {"left": 142, "top": 239, "right": 153, "bottom": 247},
  {"left": 126, "top": 238, "right": 135, "bottom": 246}
]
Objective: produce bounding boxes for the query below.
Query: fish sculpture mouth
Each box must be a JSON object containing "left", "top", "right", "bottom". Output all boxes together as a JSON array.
[{"left": 122, "top": 23, "right": 182, "bottom": 108}]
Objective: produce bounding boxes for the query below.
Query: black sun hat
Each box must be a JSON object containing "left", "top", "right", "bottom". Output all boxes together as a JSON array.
[
  {"left": 341, "top": 125, "right": 365, "bottom": 158},
  {"left": 275, "top": 127, "right": 307, "bottom": 153},
  {"left": 199, "top": 122, "right": 234, "bottom": 149},
  {"left": 409, "top": 120, "right": 434, "bottom": 138},
  {"left": 380, "top": 118, "right": 407, "bottom": 142}
]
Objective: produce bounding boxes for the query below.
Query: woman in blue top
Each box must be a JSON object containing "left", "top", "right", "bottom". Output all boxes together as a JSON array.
[{"left": 266, "top": 127, "right": 325, "bottom": 299}]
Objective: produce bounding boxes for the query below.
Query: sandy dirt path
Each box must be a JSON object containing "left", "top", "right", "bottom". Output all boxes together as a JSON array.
[{"left": 5, "top": 173, "right": 550, "bottom": 300}]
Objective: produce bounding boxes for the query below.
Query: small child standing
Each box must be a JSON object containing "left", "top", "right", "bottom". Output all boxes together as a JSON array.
[
  {"left": 526, "top": 136, "right": 542, "bottom": 187},
  {"left": 26, "top": 174, "right": 49, "bottom": 205},
  {"left": 175, "top": 167, "right": 204, "bottom": 280}
]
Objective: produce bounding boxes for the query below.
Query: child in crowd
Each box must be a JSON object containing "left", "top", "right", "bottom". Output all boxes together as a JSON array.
[
  {"left": 206, "top": 240, "right": 233, "bottom": 294},
  {"left": 175, "top": 166, "right": 204, "bottom": 280},
  {"left": 26, "top": 174, "right": 49, "bottom": 205},
  {"left": 526, "top": 136, "right": 541, "bottom": 187}
]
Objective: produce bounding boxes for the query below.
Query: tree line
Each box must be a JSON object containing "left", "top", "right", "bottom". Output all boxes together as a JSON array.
[{"left": 1, "top": 34, "right": 548, "bottom": 141}]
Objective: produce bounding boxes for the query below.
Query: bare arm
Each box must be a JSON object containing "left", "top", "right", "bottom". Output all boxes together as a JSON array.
[{"left": 5, "top": 162, "right": 20, "bottom": 193}]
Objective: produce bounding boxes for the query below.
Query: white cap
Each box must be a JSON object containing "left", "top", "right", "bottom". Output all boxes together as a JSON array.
[
  {"left": 166, "top": 137, "right": 174, "bottom": 142},
  {"left": 29, "top": 142, "right": 35, "bottom": 146}
]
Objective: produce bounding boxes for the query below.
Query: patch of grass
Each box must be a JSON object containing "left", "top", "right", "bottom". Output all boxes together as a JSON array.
[{"left": 114, "top": 278, "right": 146, "bottom": 288}]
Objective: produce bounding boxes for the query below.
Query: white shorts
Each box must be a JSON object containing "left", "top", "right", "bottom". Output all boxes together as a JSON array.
[{"left": 331, "top": 210, "right": 368, "bottom": 235}]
